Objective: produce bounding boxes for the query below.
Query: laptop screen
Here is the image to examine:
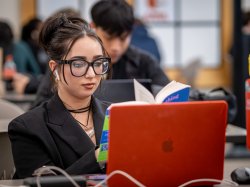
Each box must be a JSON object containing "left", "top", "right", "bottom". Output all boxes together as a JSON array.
[{"left": 94, "top": 79, "right": 152, "bottom": 103}]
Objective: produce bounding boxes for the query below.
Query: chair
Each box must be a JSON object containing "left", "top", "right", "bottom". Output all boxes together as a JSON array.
[
  {"left": 0, "top": 99, "right": 25, "bottom": 119},
  {"left": 0, "top": 99, "right": 24, "bottom": 179},
  {"left": 177, "top": 58, "right": 201, "bottom": 87}
]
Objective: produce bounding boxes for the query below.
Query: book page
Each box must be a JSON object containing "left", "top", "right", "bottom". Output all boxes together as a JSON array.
[{"left": 134, "top": 79, "right": 155, "bottom": 103}]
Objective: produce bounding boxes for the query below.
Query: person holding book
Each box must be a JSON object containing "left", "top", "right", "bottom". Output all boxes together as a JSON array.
[{"left": 8, "top": 13, "right": 111, "bottom": 179}]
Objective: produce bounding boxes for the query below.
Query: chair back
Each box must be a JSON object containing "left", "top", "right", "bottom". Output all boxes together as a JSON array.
[
  {"left": 0, "top": 130, "right": 15, "bottom": 179},
  {"left": 0, "top": 99, "right": 24, "bottom": 119},
  {"left": 0, "top": 99, "right": 24, "bottom": 179}
]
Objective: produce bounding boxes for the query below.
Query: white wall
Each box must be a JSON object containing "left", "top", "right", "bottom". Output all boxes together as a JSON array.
[
  {"left": 242, "top": 0, "right": 250, "bottom": 11},
  {"left": 0, "top": 0, "right": 20, "bottom": 40}
]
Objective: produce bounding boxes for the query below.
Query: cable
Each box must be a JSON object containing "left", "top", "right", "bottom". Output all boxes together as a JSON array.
[
  {"left": 178, "top": 178, "right": 239, "bottom": 187},
  {"left": 0, "top": 186, "right": 28, "bottom": 187},
  {"left": 32, "top": 166, "right": 239, "bottom": 187},
  {"left": 35, "top": 166, "right": 80, "bottom": 187},
  {"left": 93, "top": 170, "right": 146, "bottom": 187},
  {"left": 224, "top": 179, "right": 240, "bottom": 186}
]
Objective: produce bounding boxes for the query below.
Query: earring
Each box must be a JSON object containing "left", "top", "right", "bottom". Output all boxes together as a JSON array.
[{"left": 54, "top": 69, "right": 60, "bottom": 81}]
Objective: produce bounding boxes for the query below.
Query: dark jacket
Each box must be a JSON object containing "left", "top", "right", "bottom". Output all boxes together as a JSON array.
[
  {"left": 8, "top": 93, "right": 110, "bottom": 179},
  {"left": 112, "top": 46, "right": 169, "bottom": 86},
  {"left": 131, "top": 25, "right": 161, "bottom": 62}
]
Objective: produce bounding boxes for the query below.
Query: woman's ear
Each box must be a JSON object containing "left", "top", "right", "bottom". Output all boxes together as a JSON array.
[
  {"left": 49, "top": 60, "right": 57, "bottom": 72},
  {"left": 49, "top": 60, "right": 60, "bottom": 81}
]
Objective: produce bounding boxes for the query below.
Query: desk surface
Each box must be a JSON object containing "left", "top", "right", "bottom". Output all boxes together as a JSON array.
[
  {"left": 0, "top": 92, "right": 36, "bottom": 103},
  {"left": 226, "top": 124, "right": 247, "bottom": 143},
  {"left": 0, "top": 120, "right": 246, "bottom": 141},
  {"left": 1, "top": 159, "right": 250, "bottom": 187}
]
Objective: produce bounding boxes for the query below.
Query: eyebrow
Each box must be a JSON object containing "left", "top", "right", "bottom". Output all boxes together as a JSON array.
[{"left": 70, "top": 55, "right": 105, "bottom": 60}]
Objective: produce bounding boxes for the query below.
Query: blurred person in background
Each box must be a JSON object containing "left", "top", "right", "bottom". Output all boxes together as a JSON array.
[
  {"left": 0, "top": 20, "right": 42, "bottom": 93},
  {"left": 131, "top": 18, "right": 161, "bottom": 63},
  {"left": 21, "top": 17, "right": 48, "bottom": 74},
  {"left": 90, "top": 0, "right": 169, "bottom": 86}
]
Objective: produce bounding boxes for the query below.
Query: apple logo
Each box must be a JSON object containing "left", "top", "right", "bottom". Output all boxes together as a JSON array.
[{"left": 162, "top": 138, "right": 174, "bottom": 152}]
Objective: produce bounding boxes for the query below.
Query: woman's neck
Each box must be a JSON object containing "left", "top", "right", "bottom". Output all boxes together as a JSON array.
[{"left": 58, "top": 90, "right": 91, "bottom": 110}]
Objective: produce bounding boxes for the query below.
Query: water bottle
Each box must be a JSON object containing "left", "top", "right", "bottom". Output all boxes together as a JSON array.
[
  {"left": 3, "top": 54, "right": 16, "bottom": 80},
  {"left": 3, "top": 54, "right": 16, "bottom": 91}
]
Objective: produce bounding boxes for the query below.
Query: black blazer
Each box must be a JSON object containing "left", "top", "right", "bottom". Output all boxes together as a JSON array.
[{"left": 8, "top": 93, "right": 110, "bottom": 179}]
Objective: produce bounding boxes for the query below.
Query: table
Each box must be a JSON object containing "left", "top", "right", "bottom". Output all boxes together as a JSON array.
[
  {"left": 223, "top": 158, "right": 250, "bottom": 186},
  {"left": 1, "top": 160, "right": 250, "bottom": 187},
  {"left": 226, "top": 124, "right": 247, "bottom": 143},
  {"left": 0, "top": 92, "right": 36, "bottom": 111},
  {"left": 1, "top": 120, "right": 246, "bottom": 142},
  {"left": 1, "top": 92, "right": 36, "bottom": 104}
]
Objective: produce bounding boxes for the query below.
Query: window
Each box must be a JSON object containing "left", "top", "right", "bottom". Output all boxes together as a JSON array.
[{"left": 134, "top": 0, "right": 221, "bottom": 68}]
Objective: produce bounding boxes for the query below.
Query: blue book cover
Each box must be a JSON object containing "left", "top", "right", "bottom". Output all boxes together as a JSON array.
[
  {"left": 134, "top": 79, "right": 191, "bottom": 103},
  {"left": 162, "top": 87, "right": 190, "bottom": 102}
]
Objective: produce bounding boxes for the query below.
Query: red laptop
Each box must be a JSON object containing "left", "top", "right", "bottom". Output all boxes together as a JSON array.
[{"left": 106, "top": 101, "right": 227, "bottom": 187}]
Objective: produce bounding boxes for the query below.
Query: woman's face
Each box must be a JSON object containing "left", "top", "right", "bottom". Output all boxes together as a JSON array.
[{"left": 58, "top": 36, "right": 103, "bottom": 100}]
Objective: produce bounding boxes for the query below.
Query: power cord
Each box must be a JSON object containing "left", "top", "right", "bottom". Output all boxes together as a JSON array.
[
  {"left": 93, "top": 170, "right": 239, "bottom": 187},
  {"left": 34, "top": 166, "right": 80, "bottom": 187},
  {"left": 178, "top": 178, "right": 239, "bottom": 187},
  {"left": 31, "top": 166, "right": 239, "bottom": 187},
  {"left": 93, "top": 170, "right": 146, "bottom": 187}
]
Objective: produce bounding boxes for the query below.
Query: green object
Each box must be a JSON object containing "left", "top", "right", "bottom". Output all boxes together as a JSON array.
[{"left": 97, "top": 109, "right": 110, "bottom": 162}]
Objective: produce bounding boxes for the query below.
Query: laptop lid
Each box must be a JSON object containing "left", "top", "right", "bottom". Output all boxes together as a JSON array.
[
  {"left": 107, "top": 101, "right": 227, "bottom": 187},
  {"left": 94, "top": 79, "right": 152, "bottom": 103}
]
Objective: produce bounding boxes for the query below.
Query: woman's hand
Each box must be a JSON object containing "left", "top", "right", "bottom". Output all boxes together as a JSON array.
[{"left": 95, "top": 147, "right": 100, "bottom": 159}]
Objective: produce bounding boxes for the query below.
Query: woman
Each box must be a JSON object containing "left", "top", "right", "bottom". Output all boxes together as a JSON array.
[{"left": 8, "top": 13, "right": 111, "bottom": 179}]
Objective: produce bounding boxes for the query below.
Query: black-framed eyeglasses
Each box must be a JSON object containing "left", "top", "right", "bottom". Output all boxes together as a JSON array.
[{"left": 57, "top": 57, "right": 111, "bottom": 77}]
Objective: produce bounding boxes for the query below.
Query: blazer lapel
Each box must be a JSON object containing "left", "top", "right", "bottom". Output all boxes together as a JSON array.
[
  {"left": 46, "top": 94, "right": 94, "bottom": 156},
  {"left": 46, "top": 94, "right": 107, "bottom": 156}
]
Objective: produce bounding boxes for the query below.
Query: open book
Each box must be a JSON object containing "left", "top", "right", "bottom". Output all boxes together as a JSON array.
[
  {"left": 134, "top": 79, "right": 191, "bottom": 103},
  {"left": 97, "top": 80, "right": 191, "bottom": 162}
]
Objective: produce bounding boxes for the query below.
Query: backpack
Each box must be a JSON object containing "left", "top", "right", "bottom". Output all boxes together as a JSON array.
[{"left": 189, "top": 87, "right": 237, "bottom": 123}]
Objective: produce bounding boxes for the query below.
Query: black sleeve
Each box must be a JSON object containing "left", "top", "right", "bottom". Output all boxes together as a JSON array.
[
  {"left": 8, "top": 119, "right": 55, "bottom": 179},
  {"left": 140, "top": 52, "right": 170, "bottom": 86},
  {"left": 65, "top": 148, "right": 104, "bottom": 175},
  {"left": 30, "top": 69, "right": 54, "bottom": 109},
  {"left": 24, "top": 74, "right": 43, "bottom": 94}
]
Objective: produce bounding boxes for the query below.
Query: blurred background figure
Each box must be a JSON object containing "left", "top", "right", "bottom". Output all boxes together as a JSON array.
[
  {"left": 0, "top": 19, "right": 42, "bottom": 94},
  {"left": 131, "top": 18, "right": 161, "bottom": 63},
  {"left": 21, "top": 17, "right": 48, "bottom": 74},
  {"left": 0, "top": 21, "right": 13, "bottom": 65},
  {"left": 242, "top": 11, "right": 250, "bottom": 34},
  {"left": 90, "top": 0, "right": 169, "bottom": 87}
]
